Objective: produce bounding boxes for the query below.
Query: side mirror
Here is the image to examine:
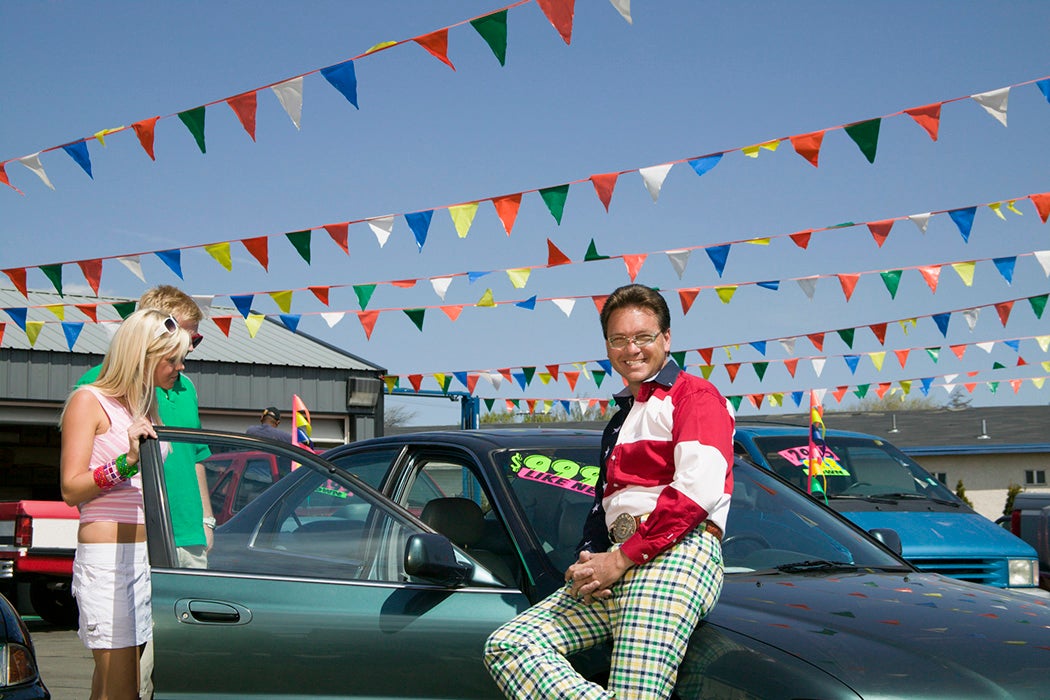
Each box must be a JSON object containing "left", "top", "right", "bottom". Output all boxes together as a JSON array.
[
  {"left": 868, "top": 528, "right": 903, "bottom": 555},
  {"left": 404, "top": 533, "right": 473, "bottom": 587}
]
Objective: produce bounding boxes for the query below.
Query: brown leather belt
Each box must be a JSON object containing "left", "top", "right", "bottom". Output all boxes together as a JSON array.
[{"left": 608, "top": 514, "right": 723, "bottom": 544}]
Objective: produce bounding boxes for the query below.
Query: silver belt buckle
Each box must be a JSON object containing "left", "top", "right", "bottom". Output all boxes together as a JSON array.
[{"left": 610, "top": 513, "right": 638, "bottom": 544}]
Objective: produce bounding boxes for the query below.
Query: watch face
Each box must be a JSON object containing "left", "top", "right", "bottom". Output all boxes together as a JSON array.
[{"left": 610, "top": 512, "right": 637, "bottom": 543}]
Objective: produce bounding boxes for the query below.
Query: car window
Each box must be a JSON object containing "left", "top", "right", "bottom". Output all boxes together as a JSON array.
[
  {"left": 326, "top": 447, "right": 402, "bottom": 490},
  {"left": 232, "top": 457, "right": 279, "bottom": 513}
]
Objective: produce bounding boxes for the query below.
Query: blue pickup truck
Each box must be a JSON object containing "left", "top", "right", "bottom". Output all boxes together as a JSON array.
[{"left": 733, "top": 423, "right": 1047, "bottom": 597}]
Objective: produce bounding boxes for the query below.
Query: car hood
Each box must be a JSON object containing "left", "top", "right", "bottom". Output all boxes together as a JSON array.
[
  {"left": 843, "top": 510, "right": 1037, "bottom": 559},
  {"left": 705, "top": 571, "right": 1050, "bottom": 698}
]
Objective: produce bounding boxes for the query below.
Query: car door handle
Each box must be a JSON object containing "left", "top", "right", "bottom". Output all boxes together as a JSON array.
[{"left": 175, "top": 599, "right": 253, "bottom": 626}]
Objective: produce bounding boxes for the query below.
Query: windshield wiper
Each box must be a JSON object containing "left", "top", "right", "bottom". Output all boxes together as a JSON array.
[
  {"left": 872, "top": 492, "right": 961, "bottom": 507},
  {"left": 774, "top": 560, "right": 861, "bottom": 573},
  {"left": 826, "top": 493, "right": 898, "bottom": 504}
]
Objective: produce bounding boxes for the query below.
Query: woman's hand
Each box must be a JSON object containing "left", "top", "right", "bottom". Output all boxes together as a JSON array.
[{"left": 125, "top": 417, "right": 157, "bottom": 467}]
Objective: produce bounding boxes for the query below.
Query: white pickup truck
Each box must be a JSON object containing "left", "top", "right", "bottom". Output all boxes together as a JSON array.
[{"left": 0, "top": 500, "right": 80, "bottom": 626}]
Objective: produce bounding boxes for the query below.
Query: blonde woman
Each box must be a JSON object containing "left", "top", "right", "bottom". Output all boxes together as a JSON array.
[{"left": 60, "top": 308, "right": 191, "bottom": 700}]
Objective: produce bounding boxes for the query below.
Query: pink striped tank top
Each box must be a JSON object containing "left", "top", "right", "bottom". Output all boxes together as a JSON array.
[{"left": 76, "top": 387, "right": 145, "bottom": 525}]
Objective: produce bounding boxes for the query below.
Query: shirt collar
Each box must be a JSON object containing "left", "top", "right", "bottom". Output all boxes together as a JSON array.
[{"left": 613, "top": 360, "right": 681, "bottom": 406}]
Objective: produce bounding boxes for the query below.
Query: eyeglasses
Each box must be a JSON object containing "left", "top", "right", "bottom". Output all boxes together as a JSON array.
[
  {"left": 190, "top": 333, "right": 204, "bottom": 349},
  {"left": 156, "top": 315, "right": 203, "bottom": 350},
  {"left": 607, "top": 332, "right": 662, "bottom": 349}
]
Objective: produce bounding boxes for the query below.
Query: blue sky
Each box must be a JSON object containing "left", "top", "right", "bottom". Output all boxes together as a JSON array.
[{"left": 2, "top": 1, "right": 1048, "bottom": 426}]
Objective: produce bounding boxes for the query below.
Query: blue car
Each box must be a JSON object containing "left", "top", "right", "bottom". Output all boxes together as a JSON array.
[{"left": 733, "top": 423, "right": 1046, "bottom": 596}]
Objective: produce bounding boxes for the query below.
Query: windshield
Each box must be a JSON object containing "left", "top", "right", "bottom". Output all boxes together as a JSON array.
[
  {"left": 752, "top": 434, "right": 962, "bottom": 504},
  {"left": 492, "top": 445, "right": 905, "bottom": 575}
]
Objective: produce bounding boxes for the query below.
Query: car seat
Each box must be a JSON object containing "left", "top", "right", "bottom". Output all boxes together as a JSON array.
[{"left": 420, "top": 497, "right": 517, "bottom": 585}]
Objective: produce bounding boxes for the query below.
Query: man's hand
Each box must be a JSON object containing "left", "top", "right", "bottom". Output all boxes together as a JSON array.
[{"left": 565, "top": 549, "right": 634, "bottom": 604}]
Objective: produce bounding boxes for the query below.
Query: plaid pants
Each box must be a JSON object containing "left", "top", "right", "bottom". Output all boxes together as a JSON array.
[{"left": 484, "top": 526, "right": 723, "bottom": 699}]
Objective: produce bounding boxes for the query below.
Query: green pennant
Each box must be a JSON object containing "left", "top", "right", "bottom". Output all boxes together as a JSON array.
[
  {"left": 40, "top": 264, "right": 63, "bottom": 295},
  {"left": 522, "top": 366, "right": 536, "bottom": 386},
  {"left": 926, "top": 347, "right": 940, "bottom": 363},
  {"left": 353, "top": 284, "right": 376, "bottom": 310},
  {"left": 592, "top": 370, "right": 606, "bottom": 387},
  {"left": 285, "top": 230, "right": 312, "bottom": 264},
  {"left": 483, "top": 398, "right": 496, "bottom": 411},
  {"left": 584, "top": 238, "right": 609, "bottom": 261},
  {"left": 470, "top": 10, "right": 508, "bottom": 66},
  {"left": 880, "top": 270, "right": 902, "bottom": 299},
  {"left": 539, "top": 184, "right": 569, "bottom": 224},
  {"left": 844, "top": 118, "right": 880, "bottom": 163},
  {"left": 404, "top": 308, "right": 425, "bottom": 331},
  {"left": 728, "top": 395, "right": 743, "bottom": 411},
  {"left": 853, "top": 384, "right": 870, "bottom": 398},
  {"left": 753, "top": 362, "right": 768, "bottom": 381},
  {"left": 988, "top": 381, "right": 1000, "bottom": 394},
  {"left": 178, "top": 106, "right": 207, "bottom": 154},
  {"left": 671, "top": 351, "right": 686, "bottom": 368},
  {"left": 114, "top": 301, "right": 137, "bottom": 319},
  {"left": 836, "top": 328, "right": 855, "bottom": 348},
  {"left": 992, "top": 361, "right": 1006, "bottom": 370},
  {"left": 1029, "top": 294, "right": 1048, "bottom": 319},
  {"left": 439, "top": 374, "right": 452, "bottom": 393}
]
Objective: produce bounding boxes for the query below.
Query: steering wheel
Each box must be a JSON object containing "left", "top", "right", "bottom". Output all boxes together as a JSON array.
[
  {"left": 721, "top": 532, "right": 771, "bottom": 555},
  {"left": 841, "top": 481, "right": 873, "bottom": 493}
]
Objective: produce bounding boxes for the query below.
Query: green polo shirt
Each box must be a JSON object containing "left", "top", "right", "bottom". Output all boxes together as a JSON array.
[{"left": 77, "top": 366, "right": 212, "bottom": 548}]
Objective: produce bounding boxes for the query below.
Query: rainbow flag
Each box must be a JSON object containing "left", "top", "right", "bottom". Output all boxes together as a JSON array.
[
  {"left": 292, "top": 394, "right": 316, "bottom": 453},
  {"left": 807, "top": 390, "right": 828, "bottom": 500}
]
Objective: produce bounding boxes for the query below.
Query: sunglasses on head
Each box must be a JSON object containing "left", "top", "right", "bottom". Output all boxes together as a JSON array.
[{"left": 156, "top": 315, "right": 204, "bottom": 349}]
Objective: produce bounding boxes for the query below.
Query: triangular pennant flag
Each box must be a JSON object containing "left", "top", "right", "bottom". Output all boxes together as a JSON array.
[
  {"left": 269, "top": 290, "right": 293, "bottom": 313},
  {"left": 715, "top": 286, "right": 737, "bottom": 304},
  {"left": 368, "top": 216, "right": 394, "bottom": 247},
  {"left": 932, "top": 312, "right": 951, "bottom": 337},
  {"left": 405, "top": 211, "right": 433, "bottom": 252},
  {"left": 272, "top": 77, "right": 304, "bottom": 129},
  {"left": 323, "top": 223, "right": 349, "bottom": 254},
  {"left": 687, "top": 153, "right": 722, "bottom": 178},
  {"left": 869, "top": 352, "right": 886, "bottom": 371},
  {"left": 789, "top": 130, "right": 824, "bottom": 167},
  {"left": 414, "top": 29, "right": 455, "bottom": 70},
  {"left": 994, "top": 301, "right": 1014, "bottom": 326},
  {"left": 880, "top": 270, "right": 902, "bottom": 299},
  {"left": 61, "top": 322, "right": 84, "bottom": 350},
  {"left": 279, "top": 314, "right": 301, "bottom": 333},
  {"left": 76, "top": 259, "right": 102, "bottom": 295},
  {"left": 404, "top": 308, "right": 426, "bottom": 331},
  {"left": 844, "top": 118, "right": 880, "bottom": 163},
  {"left": 639, "top": 163, "right": 673, "bottom": 202},
  {"left": 894, "top": 349, "right": 910, "bottom": 368},
  {"left": 837, "top": 273, "right": 860, "bottom": 301},
  {"left": 3, "top": 307, "right": 28, "bottom": 330},
  {"left": 3, "top": 269, "right": 28, "bottom": 298},
  {"left": 926, "top": 346, "right": 942, "bottom": 363},
  {"left": 44, "top": 304, "right": 65, "bottom": 321},
  {"left": 211, "top": 316, "right": 233, "bottom": 337},
  {"left": 113, "top": 301, "right": 136, "bottom": 319},
  {"left": 797, "top": 277, "right": 818, "bottom": 300},
  {"left": 866, "top": 220, "right": 894, "bottom": 247},
  {"left": 868, "top": 322, "right": 888, "bottom": 345},
  {"left": 155, "top": 249, "right": 184, "bottom": 279},
  {"left": 447, "top": 202, "right": 479, "bottom": 238},
  {"left": 992, "top": 256, "right": 1016, "bottom": 285},
  {"left": 321, "top": 60, "right": 359, "bottom": 108},
  {"left": 536, "top": 0, "right": 575, "bottom": 44},
  {"left": 664, "top": 250, "right": 690, "bottom": 279},
  {"left": 25, "top": 321, "right": 44, "bottom": 346},
  {"left": 18, "top": 153, "right": 54, "bottom": 190},
  {"left": 908, "top": 212, "right": 932, "bottom": 233},
  {"left": 784, "top": 358, "right": 799, "bottom": 377},
  {"left": 506, "top": 268, "right": 531, "bottom": 288},
  {"left": 305, "top": 286, "right": 330, "bottom": 306},
  {"left": 0, "top": 163, "right": 18, "bottom": 193},
  {"left": 204, "top": 242, "right": 233, "bottom": 271},
  {"left": 75, "top": 304, "right": 98, "bottom": 322},
  {"left": 131, "top": 117, "right": 160, "bottom": 160},
  {"left": 515, "top": 296, "right": 537, "bottom": 310},
  {"left": 285, "top": 230, "right": 312, "bottom": 263},
  {"left": 837, "top": 328, "right": 855, "bottom": 348},
  {"left": 477, "top": 289, "right": 496, "bottom": 307},
  {"left": 696, "top": 348, "right": 714, "bottom": 365},
  {"left": 705, "top": 245, "right": 730, "bottom": 277},
  {"left": 546, "top": 239, "right": 572, "bottom": 266},
  {"left": 564, "top": 370, "right": 580, "bottom": 391},
  {"left": 619, "top": 254, "right": 646, "bottom": 282},
  {"left": 843, "top": 355, "right": 861, "bottom": 374},
  {"left": 226, "top": 91, "right": 258, "bottom": 141},
  {"left": 678, "top": 288, "right": 700, "bottom": 315},
  {"left": 230, "top": 295, "right": 254, "bottom": 318},
  {"left": 545, "top": 364, "right": 560, "bottom": 381},
  {"left": 468, "top": 271, "right": 491, "bottom": 284},
  {"left": 551, "top": 298, "right": 576, "bottom": 317},
  {"left": 749, "top": 340, "right": 767, "bottom": 356},
  {"left": 470, "top": 10, "right": 508, "bottom": 66},
  {"left": 1029, "top": 294, "right": 1047, "bottom": 319},
  {"left": 951, "top": 261, "right": 976, "bottom": 286},
  {"left": 904, "top": 103, "right": 942, "bottom": 141},
  {"left": 724, "top": 363, "right": 740, "bottom": 382},
  {"left": 918, "top": 265, "right": 941, "bottom": 293},
  {"left": 971, "top": 87, "right": 1009, "bottom": 126},
  {"left": 242, "top": 237, "right": 269, "bottom": 270},
  {"left": 853, "top": 384, "right": 870, "bottom": 399},
  {"left": 177, "top": 106, "right": 207, "bottom": 153},
  {"left": 244, "top": 313, "right": 266, "bottom": 338},
  {"left": 589, "top": 172, "right": 619, "bottom": 212},
  {"left": 62, "top": 141, "right": 93, "bottom": 179},
  {"left": 1030, "top": 193, "right": 1050, "bottom": 224},
  {"left": 353, "top": 285, "right": 376, "bottom": 310},
  {"left": 789, "top": 229, "right": 813, "bottom": 249},
  {"left": 492, "top": 194, "right": 521, "bottom": 235},
  {"left": 948, "top": 207, "right": 977, "bottom": 242},
  {"left": 808, "top": 333, "right": 825, "bottom": 352},
  {"left": 539, "top": 184, "right": 569, "bottom": 224},
  {"left": 357, "top": 310, "right": 380, "bottom": 339},
  {"left": 584, "top": 239, "right": 608, "bottom": 261},
  {"left": 753, "top": 362, "right": 769, "bottom": 381}
]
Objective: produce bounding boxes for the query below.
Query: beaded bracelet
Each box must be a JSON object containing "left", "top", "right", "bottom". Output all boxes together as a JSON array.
[{"left": 92, "top": 453, "right": 140, "bottom": 490}]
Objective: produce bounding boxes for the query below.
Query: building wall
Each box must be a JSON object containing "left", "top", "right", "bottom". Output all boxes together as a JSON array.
[{"left": 911, "top": 452, "right": 1050, "bottom": 521}]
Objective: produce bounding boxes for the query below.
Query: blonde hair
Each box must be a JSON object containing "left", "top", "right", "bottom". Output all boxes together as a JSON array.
[
  {"left": 68, "top": 309, "right": 191, "bottom": 421},
  {"left": 138, "top": 285, "right": 203, "bottom": 325}
]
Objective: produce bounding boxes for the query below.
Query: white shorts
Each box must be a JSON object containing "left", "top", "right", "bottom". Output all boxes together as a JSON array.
[{"left": 72, "top": 542, "right": 152, "bottom": 649}]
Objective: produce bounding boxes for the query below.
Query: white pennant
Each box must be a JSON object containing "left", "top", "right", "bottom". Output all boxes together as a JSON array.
[
  {"left": 665, "top": 249, "right": 690, "bottom": 279},
  {"left": 811, "top": 358, "right": 826, "bottom": 377},
  {"left": 962, "top": 308, "right": 980, "bottom": 330},
  {"left": 191, "top": 295, "right": 214, "bottom": 319},
  {"left": 18, "top": 153, "right": 55, "bottom": 190},
  {"left": 796, "top": 277, "right": 818, "bottom": 300},
  {"left": 484, "top": 372, "right": 503, "bottom": 390},
  {"left": 908, "top": 212, "right": 932, "bottom": 233},
  {"left": 272, "top": 77, "right": 304, "bottom": 129},
  {"left": 1033, "top": 250, "right": 1050, "bottom": 277},
  {"left": 368, "top": 216, "right": 394, "bottom": 247},
  {"left": 638, "top": 163, "right": 672, "bottom": 202},
  {"left": 321, "top": 312, "right": 345, "bottom": 328},
  {"left": 117, "top": 256, "right": 147, "bottom": 282},
  {"left": 976, "top": 341, "right": 995, "bottom": 353},
  {"left": 608, "top": 0, "right": 632, "bottom": 23},
  {"left": 943, "top": 373, "right": 959, "bottom": 384},
  {"left": 941, "top": 383, "right": 956, "bottom": 396},
  {"left": 778, "top": 337, "right": 796, "bottom": 355},
  {"left": 431, "top": 276, "right": 453, "bottom": 300},
  {"left": 551, "top": 298, "right": 576, "bottom": 317},
  {"left": 812, "top": 388, "right": 827, "bottom": 404},
  {"left": 971, "top": 87, "right": 1009, "bottom": 127}
]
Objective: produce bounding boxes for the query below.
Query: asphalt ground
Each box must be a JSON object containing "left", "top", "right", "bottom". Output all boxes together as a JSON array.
[{"left": 23, "top": 616, "right": 93, "bottom": 700}]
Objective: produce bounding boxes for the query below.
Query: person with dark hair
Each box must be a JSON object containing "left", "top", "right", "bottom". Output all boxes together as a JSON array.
[
  {"left": 246, "top": 407, "right": 292, "bottom": 443},
  {"left": 485, "top": 284, "right": 735, "bottom": 698}
]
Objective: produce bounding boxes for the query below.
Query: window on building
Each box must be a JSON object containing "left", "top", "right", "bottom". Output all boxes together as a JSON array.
[
  {"left": 934, "top": 472, "right": 948, "bottom": 484},
  {"left": 1024, "top": 470, "right": 1046, "bottom": 486}
]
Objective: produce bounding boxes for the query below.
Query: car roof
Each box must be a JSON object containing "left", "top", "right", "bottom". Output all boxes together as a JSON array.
[
  {"left": 734, "top": 423, "right": 880, "bottom": 441},
  {"left": 333, "top": 428, "right": 605, "bottom": 453}
]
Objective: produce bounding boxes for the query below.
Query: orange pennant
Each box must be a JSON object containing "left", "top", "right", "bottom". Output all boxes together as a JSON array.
[
  {"left": 2, "top": 268, "right": 27, "bottom": 298},
  {"left": 499, "top": 368, "right": 513, "bottom": 382},
  {"left": 789, "top": 229, "right": 813, "bottom": 249},
  {"left": 866, "top": 220, "right": 894, "bottom": 247},
  {"left": 308, "top": 286, "right": 330, "bottom": 305},
  {"left": 564, "top": 371, "right": 580, "bottom": 391},
  {"left": 536, "top": 0, "right": 575, "bottom": 44},
  {"left": 917, "top": 265, "right": 941, "bottom": 293},
  {"left": 545, "top": 364, "right": 560, "bottom": 381},
  {"left": 697, "top": 347, "right": 714, "bottom": 365},
  {"left": 725, "top": 363, "right": 740, "bottom": 382},
  {"left": 358, "top": 310, "right": 380, "bottom": 339},
  {"left": 950, "top": 344, "right": 967, "bottom": 359},
  {"left": 678, "top": 288, "right": 700, "bottom": 315},
  {"left": 832, "top": 386, "right": 849, "bottom": 403},
  {"left": 837, "top": 273, "right": 860, "bottom": 301},
  {"left": 323, "top": 223, "right": 349, "bottom": 254},
  {"left": 466, "top": 374, "right": 479, "bottom": 393},
  {"left": 589, "top": 172, "right": 619, "bottom": 212},
  {"left": 875, "top": 382, "right": 892, "bottom": 399},
  {"left": 591, "top": 295, "right": 609, "bottom": 315},
  {"left": 441, "top": 305, "right": 464, "bottom": 321},
  {"left": 894, "top": 349, "right": 910, "bottom": 367},
  {"left": 77, "top": 259, "right": 103, "bottom": 296},
  {"left": 492, "top": 194, "right": 522, "bottom": 235},
  {"left": 904, "top": 103, "right": 942, "bottom": 141},
  {"left": 212, "top": 316, "right": 233, "bottom": 337},
  {"left": 414, "top": 29, "right": 455, "bottom": 69},
  {"left": 789, "top": 131, "right": 824, "bottom": 167},
  {"left": 391, "top": 279, "right": 417, "bottom": 288},
  {"left": 242, "top": 236, "right": 269, "bottom": 270},
  {"left": 623, "top": 254, "right": 646, "bottom": 282},
  {"left": 226, "top": 91, "right": 258, "bottom": 141},
  {"left": 547, "top": 239, "right": 572, "bottom": 266},
  {"left": 784, "top": 358, "right": 799, "bottom": 377},
  {"left": 76, "top": 304, "right": 98, "bottom": 323},
  {"left": 132, "top": 117, "right": 160, "bottom": 160},
  {"left": 995, "top": 301, "right": 1014, "bottom": 326},
  {"left": 409, "top": 374, "right": 424, "bottom": 392},
  {"left": 1031, "top": 192, "right": 1050, "bottom": 223},
  {"left": 807, "top": 333, "right": 825, "bottom": 352}
]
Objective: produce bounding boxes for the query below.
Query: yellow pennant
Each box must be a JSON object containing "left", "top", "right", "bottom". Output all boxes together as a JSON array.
[
  {"left": 45, "top": 304, "right": 65, "bottom": 320},
  {"left": 506, "top": 268, "right": 531, "bottom": 288},
  {"left": 94, "top": 126, "right": 124, "bottom": 146},
  {"left": 205, "top": 242, "right": 233, "bottom": 271},
  {"left": 699, "top": 365, "right": 715, "bottom": 379},
  {"left": 898, "top": 380, "right": 912, "bottom": 395},
  {"left": 245, "top": 313, "right": 266, "bottom": 338},
  {"left": 542, "top": 400, "right": 553, "bottom": 414},
  {"left": 433, "top": 373, "right": 446, "bottom": 390},
  {"left": 869, "top": 351, "right": 886, "bottom": 371},
  {"left": 769, "top": 393, "right": 783, "bottom": 407},
  {"left": 1006, "top": 199, "right": 1023, "bottom": 216},
  {"left": 951, "top": 261, "right": 976, "bottom": 286},
  {"left": 1032, "top": 377, "right": 1046, "bottom": 389},
  {"left": 1042, "top": 361, "right": 1050, "bottom": 373},
  {"left": 365, "top": 40, "right": 397, "bottom": 54},
  {"left": 742, "top": 145, "right": 761, "bottom": 158},
  {"left": 1035, "top": 335, "right": 1050, "bottom": 352},
  {"left": 715, "top": 286, "right": 737, "bottom": 304},
  {"left": 899, "top": 318, "right": 917, "bottom": 334},
  {"left": 448, "top": 202, "right": 479, "bottom": 238},
  {"left": 25, "top": 321, "right": 45, "bottom": 346},
  {"left": 988, "top": 202, "right": 1006, "bottom": 220},
  {"left": 747, "top": 238, "right": 771, "bottom": 245},
  {"left": 383, "top": 376, "right": 399, "bottom": 392},
  {"left": 537, "top": 373, "right": 553, "bottom": 385},
  {"left": 476, "top": 289, "right": 496, "bottom": 307},
  {"left": 269, "top": 290, "right": 293, "bottom": 313}
]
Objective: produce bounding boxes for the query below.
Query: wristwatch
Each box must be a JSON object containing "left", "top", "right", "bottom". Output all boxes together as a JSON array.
[{"left": 203, "top": 516, "right": 217, "bottom": 529}]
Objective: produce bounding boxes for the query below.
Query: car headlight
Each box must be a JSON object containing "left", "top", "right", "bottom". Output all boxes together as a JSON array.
[
  {"left": 1, "top": 642, "right": 40, "bottom": 687},
  {"left": 1008, "top": 559, "right": 1038, "bottom": 587}
]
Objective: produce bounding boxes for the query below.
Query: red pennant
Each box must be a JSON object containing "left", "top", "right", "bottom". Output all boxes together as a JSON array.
[
  {"left": 904, "top": 103, "right": 942, "bottom": 141},
  {"left": 866, "top": 220, "right": 894, "bottom": 247},
  {"left": 77, "top": 259, "right": 103, "bottom": 295},
  {"left": 598, "top": 399, "right": 609, "bottom": 416},
  {"left": 807, "top": 333, "right": 825, "bottom": 352},
  {"left": 789, "top": 131, "right": 824, "bottom": 167},
  {"left": 678, "top": 288, "right": 700, "bottom": 315},
  {"left": 441, "top": 305, "right": 464, "bottom": 321},
  {"left": 950, "top": 344, "right": 967, "bottom": 359},
  {"left": 391, "top": 279, "right": 417, "bottom": 288},
  {"left": 466, "top": 374, "right": 479, "bottom": 393},
  {"left": 725, "top": 363, "right": 740, "bottom": 382},
  {"left": 894, "top": 349, "right": 910, "bottom": 367},
  {"left": 564, "top": 371, "right": 580, "bottom": 391},
  {"left": 308, "top": 286, "right": 330, "bottom": 305},
  {"left": 547, "top": 239, "right": 572, "bottom": 266},
  {"left": 917, "top": 265, "right": 941, "bottom": 293},
  {"left": 963, "top": 382, "right": 977, "bottom": 393},
  {"left": 995, "top": 301, "right": 1014, "bottom": 326},
  {"left": 212, "top": 316, "right": 233, "bottom": 337},
  {"left": 789, "top": 229, "right": 813, "bottom": 249},
  {"left": 414, "top": 29, "right": 455, "bottom": 70},
  {"left": 623, "top": 254, "right": 646, "bottom": 282},
  {"left": 1017, "top": 356, "right": 1028, "bottom": 367},
  {"left": 1010, "top": 379, "right": 1023, "bottom": 394},
  {"left": 837, "top": 274, "right": 860, "bottom": 301},
  {"left": 591, "top": 295, "right": 608, "bottom": 315},
  {"left": 2, "top": 268, "right": 28, "bottom": 298},
  {"left": 409, "top": 374, "right": 424, "bottom": 392},
  {"left": 966, "top": 371, "right": 979, "bottom": 378},
  {"left": 76, "top": 304, "right": 98, "bottom": 323},
  {"left": 536, "top": 0, "right": 575, "bottom": 44},
  {"left": 241, "top": 236, "right": 269, "bottom": 270},
  {"left": 748, "top": 394, "right": 764, "bottom": 409},
  {"left": 869, "top": 323, "right": 888, "bottom": 344},
  {"left": 697, "top": 348, "right": 714, "bottom": 365},
  {"left": 0, "top": 162, "right": 21, "bottom": 193},
  {"left": 832, "top": 386, "right": 849, "bottom": 403},
  {"left": 589, "top": 172, "right": 619, "bottom": 212},
  {"left": 546, "top": 364, "right": 560, "bottom": 381},
  {"left": 0, "top": 324, "right": 5, "bottom": 345},
  {"left": 1031, "top": 192, "right": 1050, "bottom": 224},
  {"left": 492, "top": 194, "right": 522, "bottom": 235},
  {"left": 226, "top": 91, "right": 258, "bottom": 141},
  {"left": 323, "top": 223, "right": 349, "bottom": 254},
  {"left": 784, "top": 358, "right": 799, "bottom": 377},
  {"left": 875, "top": 382, "right": 892, "bottom": 399},
  {"left": 358, "top": 310, "right": 380, "bottom": 339},
  {"left": 132, "top": 117, "right": 160, "bottom": 160},
  {"left": 499, "top": 368, "right": 513, "bottom": 382}
]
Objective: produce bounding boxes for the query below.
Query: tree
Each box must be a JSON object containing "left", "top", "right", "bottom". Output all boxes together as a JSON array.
[
  {"left": 1003, "top": 483, "right": 1023, "bottom": 516},
  {"left": 841, "top": 389, "right": 940, "bottom": 413},
  {"left": 955, "top": 479, "right": 974, "bottom": 508},
  {"left": 383, "top": 404, "right": 418, "bottom": 429}
]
